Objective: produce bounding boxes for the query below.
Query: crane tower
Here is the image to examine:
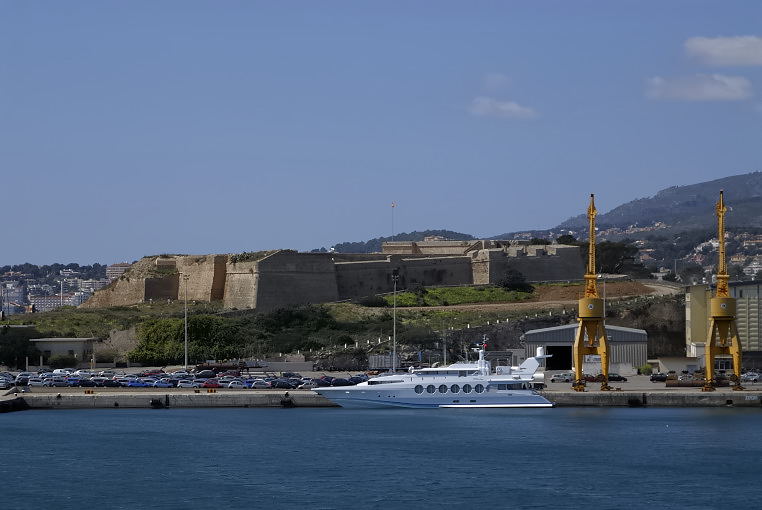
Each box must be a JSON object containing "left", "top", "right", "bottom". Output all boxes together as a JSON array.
[
  {"left": 572, "top": 194, "right": 612, "bottom": 392},
  {"left": 703, "top": 190, "right": 744, "bottom": 392}
]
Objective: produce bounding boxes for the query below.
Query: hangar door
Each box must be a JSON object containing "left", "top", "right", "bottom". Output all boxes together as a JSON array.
[{"left": 545, "top": 345, "right": 572, "bottom": 370}]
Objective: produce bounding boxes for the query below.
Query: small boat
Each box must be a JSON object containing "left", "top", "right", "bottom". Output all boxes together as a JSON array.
[{"left": 313, "top": 345, "right": 553, "bottom": 409}]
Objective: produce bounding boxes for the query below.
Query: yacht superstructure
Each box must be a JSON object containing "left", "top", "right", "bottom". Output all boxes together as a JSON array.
[{"left": 314, "top": 346, "right": 553, "bottom": 409}]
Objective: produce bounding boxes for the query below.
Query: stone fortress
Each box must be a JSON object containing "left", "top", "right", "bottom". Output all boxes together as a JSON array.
[{"left": 83, "top": 240, "right": 584, "bottom": 312}]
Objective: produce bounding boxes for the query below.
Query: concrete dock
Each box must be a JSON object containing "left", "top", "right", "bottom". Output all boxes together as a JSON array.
[
  {"left": 3, "top": 389, "right": 337, "bottom": 410},
  {"left": 3, "top": 386, "right": 762, "bottom": 411},
  {"left": 543, "top": 390, "right": 762, "bottom": 407}
]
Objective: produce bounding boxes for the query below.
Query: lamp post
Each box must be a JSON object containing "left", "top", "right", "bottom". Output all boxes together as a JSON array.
[
  {"left": 182, "top": 273, "right": 190, "bottom": 370},
  {"left": 598, "top": 273, "right": 606, "bottom": 316},
  {"left": 392, "top": 268, "right": 399, "bottom": 372}
]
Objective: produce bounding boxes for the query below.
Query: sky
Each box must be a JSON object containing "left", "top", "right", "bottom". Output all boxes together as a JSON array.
[{"left": 2, "top": 1, "right": 761, "bottom": 265}]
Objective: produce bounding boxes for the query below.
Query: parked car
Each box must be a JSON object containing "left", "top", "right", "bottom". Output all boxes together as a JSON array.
[
  {"left": 153, "top": 380, "right": 173, "bottom": 388},
  {"left": 202, "top": 380, "right": 222, "bottom": 388},
  {"left": 248, "top": 380, "right": 271, "bottom": 389},
  {"left": 79, "top": 379, "right": 97, "bottom": 387},
  {"left": 330, "top": 378, "right": 352, "bottom": 387},
  {"left": 176, "top": 380, "right": 196, "bottom": 388},
  {"left": 227, "top": 381, "right": 245, "bottom": 389},
  {"left": 270, "top": 379, "right": 295, "bottom": 389},
  {"left": 741, "top": 372, "right": 760, "bottom": 383},
  {"left": 103, "top": 379, "right": 122, "bottom": 388},
  {"left": 608, "top": 373, "right": 628, "bottom": 382},
  {"left": 27, "top": 377, "right": 45, "bottom": 387},
  {"left": 42, "top": 378, "right": 69, "bottom": 387},
  {"left": 126, "top": 380, "right": 150, "bottom": 388},
  {"left": 650, "top": 373, "right": 668, "bottom": 382},
  {"left": 550, "top": 373, "right": 575, "bottom": 383}
]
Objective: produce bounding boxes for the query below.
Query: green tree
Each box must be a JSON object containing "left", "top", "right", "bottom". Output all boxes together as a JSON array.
[
  {"left": 497, "top": 269, "right": 534, "bottom": 293},
  {"left": 556, "top": 234, "right": 578, "bottom": 245},
  {"left": 530, "top": 238, "right": 551, "bottom": 245},
  {"left": 0, "top": 326, "right": 41, "bottom": 369}
]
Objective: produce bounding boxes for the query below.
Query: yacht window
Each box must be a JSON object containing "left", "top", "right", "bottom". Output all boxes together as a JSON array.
[
  {"left": 414, "top": 385, "right": 424, "bottom": 394},
  {"left": 450, "top": 384, "right": 460, "bottom": 393},
  {"left": 498, "top": 384, "right": 507, "bottom": 390},
  {"left": 459, "top": 371, "right": 467, "bottom": 377},
  {"left": 426, "top": 385, "right": 436, "bottom": 394},
  {"left": 438, "top": 384, "right": 448, "bottom": 394},
  {"left": 475, "top": 384, "right": 485, "bottom": 393},
  {"left": 462, "top": 384, "right": 472, "bottom": 393}
]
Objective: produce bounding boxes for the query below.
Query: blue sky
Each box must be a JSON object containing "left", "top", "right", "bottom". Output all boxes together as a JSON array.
[{"left": 2, "top": 1, "right": 761, "bottom": 264}]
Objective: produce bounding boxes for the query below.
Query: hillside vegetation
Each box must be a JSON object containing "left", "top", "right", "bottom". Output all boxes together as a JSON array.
[{"left": 558, "top": 171, "right": 762, "bottom": 230}]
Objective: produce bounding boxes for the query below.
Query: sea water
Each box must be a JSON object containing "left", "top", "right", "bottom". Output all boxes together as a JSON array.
[{"left": 2, "top": 407, "right": 762, "bottom": 509}]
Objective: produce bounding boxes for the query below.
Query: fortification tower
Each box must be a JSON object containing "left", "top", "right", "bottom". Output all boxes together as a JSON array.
[
  {"left": 572, "top": 194, "right": 612, "bottom": 392},
  {"left": 703, "top": 191, "right": 744, "bottom": 392}
]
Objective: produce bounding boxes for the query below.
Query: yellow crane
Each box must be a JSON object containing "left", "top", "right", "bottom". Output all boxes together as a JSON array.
[
  {"left": 703, "top": 190, "right": 744, "bottom": 391},
  {"left": 572, "top": 194, "right": 612, "bottom": 392}
]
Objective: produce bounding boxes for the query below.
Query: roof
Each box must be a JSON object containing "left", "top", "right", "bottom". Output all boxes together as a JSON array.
[
  {"left": 522, "top": 323, "right": 647, "bottom": 343},
  {"left": 524, "top": 324, "right": 647, "bottom": 336}
]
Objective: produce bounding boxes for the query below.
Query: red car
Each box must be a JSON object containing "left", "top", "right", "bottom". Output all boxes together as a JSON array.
[{"left": 202, "top": 379, "right": 222, "bottom": 388}]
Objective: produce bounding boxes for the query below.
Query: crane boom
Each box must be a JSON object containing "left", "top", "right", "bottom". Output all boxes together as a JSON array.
[
  {"left": 584, "top": 194, "right": 599, "bottom": 299},
  {"left": 715, "top": 191, "right": 729, "bottom": 298}
]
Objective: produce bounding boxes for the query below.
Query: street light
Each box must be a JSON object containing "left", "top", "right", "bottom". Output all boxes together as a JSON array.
[
  {"left": 182, "top": 273, "right": 190, "bottom": 370},
  {"left": 391, "top": 268, "right": 399, "bottom": 373},
  {"left": 598, "top": 273, "right": 606, "bottom": 316}
]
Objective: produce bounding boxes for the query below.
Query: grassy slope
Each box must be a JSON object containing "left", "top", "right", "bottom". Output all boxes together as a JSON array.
[{"left": 384, "top": 286, "right": 533, "bottom": 307}]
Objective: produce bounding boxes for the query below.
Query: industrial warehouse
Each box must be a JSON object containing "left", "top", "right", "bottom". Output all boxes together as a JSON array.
[{"left": 521, "top": 324, "right": 647, "bottom": 373}]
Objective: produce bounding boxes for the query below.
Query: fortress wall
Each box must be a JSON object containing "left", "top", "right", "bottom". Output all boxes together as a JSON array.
[
  {"left": 401, "top": 256, "right": 472, "bottom": 287},
  {"left": 144, "top": 275, "right": 179, "bottom": 301},
  {"left": 175, "top": 255, "right": 227, "bottom": 302},
  {"left": 335, "top": 260, "right": 392, "bottom": 299},
  {"left": 254, "top": 252, "right": 340, "bottom": 312},
  {"left": 81, "top": 277, "right": 146, "bottom": 308},
  {"left": 493, "top": 246, "right": 584, "bottom": 282},
  {"left": 223, "top": 261, "right": 260, "bottom": 309}
]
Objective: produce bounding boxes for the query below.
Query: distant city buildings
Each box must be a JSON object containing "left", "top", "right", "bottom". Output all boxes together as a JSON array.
[{"left": 106, "top": 263, "right": 131, "bottom": 281}]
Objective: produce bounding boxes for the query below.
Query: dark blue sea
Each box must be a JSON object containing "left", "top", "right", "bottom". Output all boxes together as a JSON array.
[{"left": 2, "top": 407, "right": 762, "bottom": 509}]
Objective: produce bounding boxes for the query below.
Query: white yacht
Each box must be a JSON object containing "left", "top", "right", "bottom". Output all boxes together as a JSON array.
[{"left": 313, "top": 346, "right": 553, "bottom": 409}]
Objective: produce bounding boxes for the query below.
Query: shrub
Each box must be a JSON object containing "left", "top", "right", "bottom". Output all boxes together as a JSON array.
[
  {"left": 357, "top": 296, "right": 389, "bottom": 307},
  {"left": 638, "top": 363, "right": 653, "bottom": 375},
  {"left": 49, "top": 354, "right": 77, "bottom": 369}
]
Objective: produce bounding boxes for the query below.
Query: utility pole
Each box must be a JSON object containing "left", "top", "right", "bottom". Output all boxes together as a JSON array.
[
  {"left": 182, "top": 273, "right": 190, "bottom": 370},
  {"left": 392, "top": 268, "right": 399, "bottom": 373}
]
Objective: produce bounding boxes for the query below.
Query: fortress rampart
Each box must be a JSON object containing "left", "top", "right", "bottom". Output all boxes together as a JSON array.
[{"left": 83, "top": 241, "right": 583, "bottom": 311}]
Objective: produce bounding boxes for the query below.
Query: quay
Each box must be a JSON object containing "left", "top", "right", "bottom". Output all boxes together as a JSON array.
[
  {"left": 2, "top": 389, "right": 337, "bottom": 411},
  {"left": 543, "top": 389, "right": 762, "bottom": 408},
  {"left": 3, "top": 387, "right": 762, "bottom": 411}
]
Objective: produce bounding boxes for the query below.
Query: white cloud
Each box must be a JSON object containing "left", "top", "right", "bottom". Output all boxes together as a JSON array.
[
  {"left": 483, "top": 73, "right": 511, "bottom": 91},
  {"left": 685, "top": 36, "right": 762, "bottom": 66},
  {"left": 646, "top": 74, "right": 752, "bottom": 101},
  {"left": 468, "top": 96, "right": 537, "bottom": 119}
]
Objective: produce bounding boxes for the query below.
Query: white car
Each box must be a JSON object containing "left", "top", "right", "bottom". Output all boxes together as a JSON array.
[
  {"left": 550, "top": 373, "right": 575, "bottom": 383},
  {"left": 27, "top": 377, "right": 45, "bottom": 387},
  {"left": 227, "top": 380, "right": 245, "bottom": 389},
  {"left": 297, "top": 381, "right": 317, "bottom": 389},
  {"left": 249, "top": 380, "right": 271, "bottom": 389},
  {"left": 176, "top": 380, "right": 199, "bottom": 388},
  {"left": 741, "top": 372, "right": 760, "bottom": 383}
]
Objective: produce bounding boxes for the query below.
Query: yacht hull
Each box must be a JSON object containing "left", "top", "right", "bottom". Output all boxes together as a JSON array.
[{"left": 314, "top": 388, "right": 553, "bottom": 409}]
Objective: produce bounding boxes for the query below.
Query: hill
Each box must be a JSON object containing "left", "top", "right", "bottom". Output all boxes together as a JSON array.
[
  {"left": 557, "top": 171, "right": 762, "bottom": 230},
  {"left": 327, "top": 229, "right": 475, "bottom": 254}
]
